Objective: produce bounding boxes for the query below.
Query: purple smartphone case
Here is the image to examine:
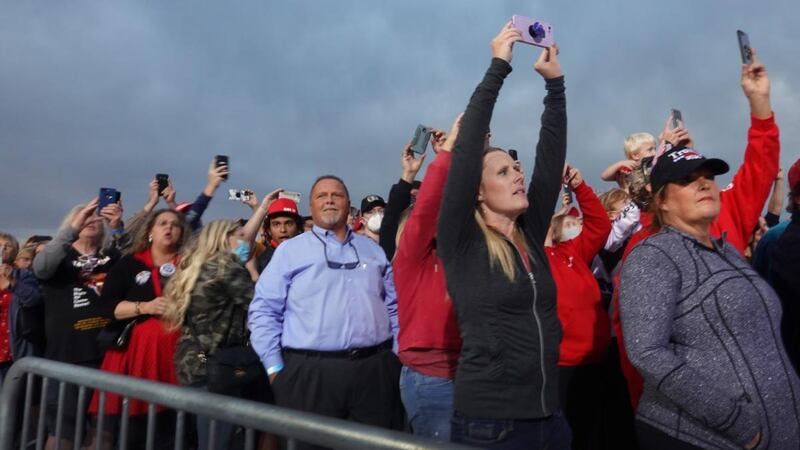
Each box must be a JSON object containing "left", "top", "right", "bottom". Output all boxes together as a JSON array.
[{"left": 512, "top": 15, "right": 554, "bottom": 48}]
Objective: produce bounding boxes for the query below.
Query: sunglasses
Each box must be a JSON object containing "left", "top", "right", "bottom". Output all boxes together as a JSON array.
[{"left": 312, "top": 231, "right": 360, "bottom": 270}]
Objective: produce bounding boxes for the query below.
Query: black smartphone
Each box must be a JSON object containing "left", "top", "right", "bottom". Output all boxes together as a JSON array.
[
  {"left": 670, "top": 109, "right": 683, "bottom": 129},
  {"left": 508, "top": 149, "right": 518, "bottom": 161},
  {"left": 98, "top": 188, "right": 120, "bottom": 212},
  {"left": 737, "top": 30, "right": 753, "bottom": 65},
  {"left": 410, "top": 125, "right": 432, "bottom": 155},
  {"left": 215, "top": 155, "right": 229, "bottom": 180},
  {"left": 156, "top": 174, "right": 169, "bottom": 194}
]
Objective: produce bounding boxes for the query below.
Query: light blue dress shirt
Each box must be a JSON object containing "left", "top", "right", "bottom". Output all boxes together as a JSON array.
[{"left": 248, "top": 225, "right": 398, "bottom": 373}]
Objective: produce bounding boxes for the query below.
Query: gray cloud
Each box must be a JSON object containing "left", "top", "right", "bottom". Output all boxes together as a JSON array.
[{"left": 2, "top": 0, "right": 798, "bottom": 239}]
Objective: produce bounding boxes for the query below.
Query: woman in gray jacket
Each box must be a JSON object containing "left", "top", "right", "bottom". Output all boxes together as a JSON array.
[{"left": 619, "top": 145, "right": 800, "bottom": 449}]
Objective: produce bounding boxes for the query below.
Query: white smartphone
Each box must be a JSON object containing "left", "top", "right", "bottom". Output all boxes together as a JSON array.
[
  {"left": 228, "top": 189, "right": 251, "bottom": 202},
  {"left": 279, "top": 191, "right": 301, "bottom": 204}
]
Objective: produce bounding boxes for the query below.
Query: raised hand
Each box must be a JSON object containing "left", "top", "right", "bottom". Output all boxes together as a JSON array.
[
  {"left": 145, "top": 180, "right": 160, "bottom": 212},
  {"left": 740, "top": 48, "right": 771, "bottom": 119},
  {"left": 70, "top": 199, "right": 101, "bottom": 231},
  {"left": 260, "top": 188, "right": 284, "bottom": 213},
  {"left": 99, "top": 202, "right": 124, "bottom": 229},
  {"left": 401, "top": 141, "right": 426, "bottom": 183},
  {"left": 565, "top": 166, "right": 584, "bottom": 190},
  {"left": 162, "top": 180, "right": 177, "bottom": 208},
  {"left": 534, "top": 44, "right": 562, "bottom": 79},
  {"left": 204, "top": 158, "right": 228, "bottom": 196},
  {"left": 491, "top": 21, "right": 522, "bottom": 63},
  {"left": 242, "top": 189, "right": 259, "bottom": 210}
]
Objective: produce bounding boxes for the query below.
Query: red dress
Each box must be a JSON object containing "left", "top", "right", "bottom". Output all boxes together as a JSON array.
[{"left": 88, "top": 250, "right": 180, "bottom": 416}]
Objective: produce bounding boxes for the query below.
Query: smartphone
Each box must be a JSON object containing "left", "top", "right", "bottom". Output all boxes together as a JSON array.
[
  {"left": 670, "top": 109, "right": 683, "bottom": 129},
  {"left": 227, "top": 189, "right": 251, "bottom": 202},
  {"left": 508, "top": 149, "right": 518, "bottom": 161},
  {"left": 512, "top": 15, "right": 554, "bottom": 48},
  {"left": 737, "top": 30, "right": 753, "bottom": 65},
  {"left": 98, "top": 188, "right": 120, "bottom": 212},
  {"left": 156, "top": 174, "right": 169, "bottom": 194},
  {"left": 562, "top": 184, "right": 573, "bottom": 204},
  {"left": 410, "top": 125, "right": 432, "bottom": 155},
  {"left": 215, "top": 155, "right": 229, "bottom": 180},
  {"left": 278, "top": 191, "right": 302, "bottom": 204}
]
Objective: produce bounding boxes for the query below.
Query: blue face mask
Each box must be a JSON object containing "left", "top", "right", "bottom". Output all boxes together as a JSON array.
[{"left": 233, "top": 239, "right": 251, "bottom": 263}]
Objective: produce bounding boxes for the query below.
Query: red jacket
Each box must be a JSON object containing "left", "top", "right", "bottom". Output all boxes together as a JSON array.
[
  {"left": 546, "top": 181, "right": 612, "bottom": 366},
  {"left": 614, "top": 113, "right": 781, "bottom": 408},
  {"left": 394, "top": 151, "right": 462, "bottom": 371}
]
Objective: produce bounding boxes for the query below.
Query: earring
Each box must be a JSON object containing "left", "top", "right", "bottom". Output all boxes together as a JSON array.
[{"left": 148, "top": 235, "right": 153, "bottom": 243}]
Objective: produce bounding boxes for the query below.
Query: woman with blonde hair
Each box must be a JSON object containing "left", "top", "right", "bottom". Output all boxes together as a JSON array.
[
  {"left": 437, "top": 22, "right": 568, "bottom": 448},
  {"left": 164, "top": 219, "right": 269, "bottom": 450}
]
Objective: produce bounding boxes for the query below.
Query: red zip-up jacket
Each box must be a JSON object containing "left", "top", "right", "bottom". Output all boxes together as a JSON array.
[
  {"left": 546, "top": 181, "right": 612, "bottom": 366},
  {"left": 614, "top": 113, "right": 781, "bottom": 408},
  {"left": 394, "top": 151, "right": 462, "bottom": 377}
]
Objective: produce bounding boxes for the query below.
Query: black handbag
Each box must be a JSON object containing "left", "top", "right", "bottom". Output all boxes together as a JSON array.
[
  {"left": 96, "top": 318, "right": 140, "bottom": 350},
  {"left": 198, "top": 308, "right": 265, "bottom": 394}
]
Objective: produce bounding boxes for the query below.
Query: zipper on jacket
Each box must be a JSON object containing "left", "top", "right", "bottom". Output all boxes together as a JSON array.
[
  {"left": 527, "top": 270, "right": 550, "bottom": 415},
  {"left": 504, "top": 235, "right": 550, "bottom": 416}
]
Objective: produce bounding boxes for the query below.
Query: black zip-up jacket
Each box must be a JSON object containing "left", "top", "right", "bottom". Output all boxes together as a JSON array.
[
  {"left": 380, "top": 179, "right": 413, "bottom": 260},
  {"left": 438, "top": 57, "right": 566, "bottom": 419}
]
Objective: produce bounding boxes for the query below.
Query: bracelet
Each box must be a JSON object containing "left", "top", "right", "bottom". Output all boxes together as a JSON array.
[{"left": 135, "top": 301, "right": 141, "bottom": 315}]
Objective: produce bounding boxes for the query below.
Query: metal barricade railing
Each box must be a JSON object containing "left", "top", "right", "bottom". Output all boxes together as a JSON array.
[{"left": 0, "top": 357, "right": 475, "bottom": 450}]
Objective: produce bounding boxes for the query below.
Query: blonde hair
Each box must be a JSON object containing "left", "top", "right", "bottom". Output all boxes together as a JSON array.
[
  {"left": 599, "top": 188, "right": 630, "bottom": 213},
  {"left": 623, "top": 132, "right": 657, "bottom": 159},
  {"left": 163, "top": 220, "right": 241, "bottom": 330},
  {"left": 475, "top": 210, "right": 530, "bottom": 281}
]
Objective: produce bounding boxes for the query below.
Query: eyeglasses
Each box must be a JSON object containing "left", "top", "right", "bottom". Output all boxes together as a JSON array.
[{"left": 312, "top": 231, "right": 360, "bottom": 270}]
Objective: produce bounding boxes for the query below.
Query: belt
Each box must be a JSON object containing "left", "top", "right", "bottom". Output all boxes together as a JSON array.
[{"left": 284, "top": 339, "right": 392, "bottom": 360}]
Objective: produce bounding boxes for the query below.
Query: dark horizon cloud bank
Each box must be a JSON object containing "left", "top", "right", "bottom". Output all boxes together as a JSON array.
[{"left": 2, "top": 1, "right": 799, "bottom": 239}]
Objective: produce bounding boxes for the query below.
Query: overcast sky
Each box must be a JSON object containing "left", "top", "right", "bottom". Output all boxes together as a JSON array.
[{"left": 2, "top": 1, "right": 799, "bottom": 239}]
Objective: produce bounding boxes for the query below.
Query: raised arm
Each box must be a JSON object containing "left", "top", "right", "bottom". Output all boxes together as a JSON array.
[
  {"left": 620, "top": 244, "right": 761, "bottom": 447},
  {"left": 242, "top": 189, "right": 282, "bottom": 246},
  {"left": 397, "top": 114, "right": 461, "bottom": 263},
  {"left": 567, "top": 168, "right": 611, "bottom": 264},
  {"left": 765, "top": 169, "right": 784, "bottom": 226},
  {"left": 523, "top": 46, "right": 566, "bottom": 244},
  {"left": 33, "top": 200, "right": 98, "bottom": 280},
  {"left": 380, "top": 142, "right": 421, "bottom": 259},
  {"left": 438, "top": 23, "right": 520, "bottom": 257},
  {"left": 717, "top": 48, "right": 779, "bottom": 253}
]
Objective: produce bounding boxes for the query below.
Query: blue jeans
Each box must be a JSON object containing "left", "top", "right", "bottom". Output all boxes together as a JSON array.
[
  {"left": 398, "top": 366, "right": 454, "bottom": 441},
  {"left": 451, "top": 411, "right": 571, "bottom": 450},
  {"left": 191, "top": 384, "right": 235, "bottom": 450}
]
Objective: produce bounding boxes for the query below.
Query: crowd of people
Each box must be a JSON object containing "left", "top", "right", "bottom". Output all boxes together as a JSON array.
[{"left": 2, "top": 21, "right": 800, "bottom": 450}]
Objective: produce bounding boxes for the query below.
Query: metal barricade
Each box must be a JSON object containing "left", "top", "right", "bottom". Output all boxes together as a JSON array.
[{"left": 0, "top": 357, "right": 474, "bottom": 450}]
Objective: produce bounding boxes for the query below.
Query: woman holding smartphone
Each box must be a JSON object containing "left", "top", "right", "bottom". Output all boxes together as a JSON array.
[{"left": 437, "top": 22, "right": 569, "bottom": 449}]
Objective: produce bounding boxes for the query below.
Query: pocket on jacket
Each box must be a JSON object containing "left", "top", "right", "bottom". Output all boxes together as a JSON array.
[{"left": 452, "top": 415, "right": 513, "bottom": 445}]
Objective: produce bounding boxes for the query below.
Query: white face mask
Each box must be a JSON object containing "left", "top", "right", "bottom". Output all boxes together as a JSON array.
[
  {"left": 560, "top": 225, "right": 581, "bottom": 242},
  {"left": 367, "top": 212, "right": 384, "bottom": 234}
]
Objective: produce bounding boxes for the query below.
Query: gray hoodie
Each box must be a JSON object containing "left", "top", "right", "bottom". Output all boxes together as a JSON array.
[{"left": 620, "top": 226, "right": 800, "bottom": 449}]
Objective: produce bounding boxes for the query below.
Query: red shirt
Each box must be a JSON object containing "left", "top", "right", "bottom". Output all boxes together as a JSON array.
[
  {"left": 545, "top": 181, "right": 612, "bottom": 366},
  {"left": 394, "top": 151, "right": 462, "bottom": 379},
  {"left": 614, "top": 114, "right": 781, "bottom": 408},
  {"left": 0, "top": 289, "right": 11, "bottom": 363}
]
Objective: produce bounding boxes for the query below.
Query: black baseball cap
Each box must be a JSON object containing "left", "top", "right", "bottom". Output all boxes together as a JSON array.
[
  {"left": 650, "top": 146, "right": 729, "bottom": 193},
  {"left": 360, "top": 195, "right": 386, "bottom": 214}
]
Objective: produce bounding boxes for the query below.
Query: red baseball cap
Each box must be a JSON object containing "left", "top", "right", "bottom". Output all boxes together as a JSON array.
[
  {"left": 267, "top": 198, "right": 299, "bottom": 218},
  {"left": 788, "top": 159, "right": 800, "bottom": 191}
]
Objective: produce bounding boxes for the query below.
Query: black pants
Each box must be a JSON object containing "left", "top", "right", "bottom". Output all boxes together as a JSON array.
[
  {"left": 272, "top": 348, "right": 403, "bottom": 450},
  {"left": 635, "top": 421, "right": 703, "bottom": 450}
]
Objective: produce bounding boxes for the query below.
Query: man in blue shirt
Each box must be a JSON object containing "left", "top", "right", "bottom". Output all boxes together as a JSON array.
[{"left": 249, "top": 175, "right": 401, "bottom": 447}]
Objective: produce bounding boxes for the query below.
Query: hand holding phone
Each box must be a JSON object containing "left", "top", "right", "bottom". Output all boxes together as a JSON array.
[
  {"left": 670, "top": 109, "right": 683, "bottom": 129},
  {"left": 410, "top": 125, "right": 432, "bottom": 155},
  {"left": 98, "top": 188, "right": 120, "bottom": 213},
  {"left": 737, "top": 30, "right": 753, "bottom": 65},
  {"left": 228, "top": 189, "right": 251, "bottom": 202},
  {"left": 214, "top": 155, "right": 229, "bottom": 181},
  {"left": 156, "top": 174, "right": 169, "bottom": 195},
  {"left": 511, "top": 15, "right": 554, "bottom": 48}
]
